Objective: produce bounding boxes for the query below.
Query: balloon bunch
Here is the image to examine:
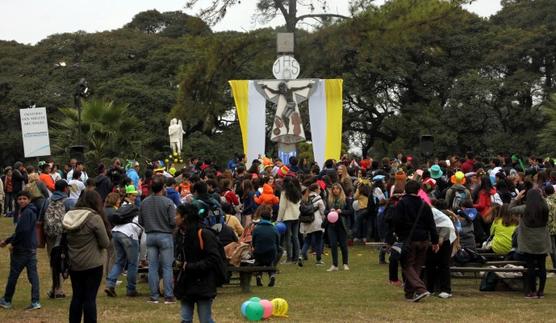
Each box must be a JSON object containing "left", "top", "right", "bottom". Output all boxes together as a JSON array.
[
  {"left": 166, "top": 152, "right": 183, "bottom": 164},
  {"left": 240, "top": 297, "right": 288, "bottom": 321}
]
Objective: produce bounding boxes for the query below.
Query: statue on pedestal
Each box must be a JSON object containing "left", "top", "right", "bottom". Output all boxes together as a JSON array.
[{"left": 168, "top": 118, "right": 185, "bottom": 155}]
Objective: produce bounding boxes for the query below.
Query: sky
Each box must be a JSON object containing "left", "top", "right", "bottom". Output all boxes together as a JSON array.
[{"left": 0, "top": 0, "right": 502, "bottom": 45}]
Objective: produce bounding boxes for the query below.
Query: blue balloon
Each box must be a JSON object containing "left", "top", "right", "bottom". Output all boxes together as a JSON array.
[
  {"left": 275, "top": 222, "right": 287, "bottom": 234},
  {"left": 241, "top": 301, "right": 251, "bottom": 317}
]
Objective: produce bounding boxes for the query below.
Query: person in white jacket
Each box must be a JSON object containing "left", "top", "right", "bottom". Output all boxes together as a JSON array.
[
  {"left": 104, "top": 185, "right": 143, "bottom": 298},
  {"left": 299, "top": 183, "right": 325, "bottom": 266},
  {"left": 277, "top": 177, "right": 302, "bottom": 263}
]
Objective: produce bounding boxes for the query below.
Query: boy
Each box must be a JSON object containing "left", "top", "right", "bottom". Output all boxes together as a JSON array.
[
  {"left": 0, "top": 191, "right": 41, "bottom": 310},
  {"left": 252, "top": 205, "right": 280, "bottom": 287}
]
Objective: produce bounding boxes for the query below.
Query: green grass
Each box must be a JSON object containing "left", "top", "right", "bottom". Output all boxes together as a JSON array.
[{"left": 0, "top": 216, "right": 555, "bottom": 322}]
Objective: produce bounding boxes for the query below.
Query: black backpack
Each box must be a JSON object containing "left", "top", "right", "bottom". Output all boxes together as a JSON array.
[
  {"left": 50, "top": 233, "right": 70, "bottom": 279},
  {"left": 112, "top": 204, "right": 139, "bottom": 225},
  {"left": 299, "top": 196, "right": 320, "bottom": 223}
]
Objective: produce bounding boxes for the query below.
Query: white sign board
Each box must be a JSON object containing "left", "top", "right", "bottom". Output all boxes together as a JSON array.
[
  {"left": 20, "top": 108, "right": 51, "bottom": 157},
  {"left": 273, "top": 55, "right": 300, "bottom": 80}
]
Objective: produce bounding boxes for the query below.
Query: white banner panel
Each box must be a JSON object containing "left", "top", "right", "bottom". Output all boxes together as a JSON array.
[{"left": 20, "top": 108, "right": 51, "bottom": 157}]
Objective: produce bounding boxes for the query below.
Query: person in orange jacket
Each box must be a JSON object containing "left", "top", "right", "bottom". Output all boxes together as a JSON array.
[
  {"left": 254, "top": 184, "right": 279, "bottom": 206},
  {"left": 39, "top": 163, "right": 55, "bottom": 192}
]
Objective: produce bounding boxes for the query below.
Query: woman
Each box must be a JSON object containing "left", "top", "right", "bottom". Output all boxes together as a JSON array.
[
  {"left": 325, "top": 183, "right": 351, "bottom": 271},
  {"left": 337, "top": 164, "right": 353, "bottom": 197},
  {"left": 240, "top": 179, "right": 257, "bottom": 226},
  {"left": 174, "top": 203, "right": 220, "bottom": 323},
  {"left": 299, "top": 183, "right": 325, "bottom": 266},
  {"left": 103, "top": 192, "right": 120, "bottom": 279},
  {"left": 62, "top": 190, "right": 110, "bottom": 323},
  {"left": 510, "top": 189, "right": 551, "bottom": 298},
  {"left": 277, "top": 176, "right": 302, "bottom": 263},
  {"left": 488, "top": 204, "right": 518, "bottom": 255},
  {"left": 353, "top": 179, "right": 371, "bottom": 243},
  {"left": 473, "top": 175, "right": 497, "bottom": 237}
]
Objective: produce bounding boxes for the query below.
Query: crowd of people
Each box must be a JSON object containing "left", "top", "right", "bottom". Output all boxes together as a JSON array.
[{"left": 0, "top": 151, "right": 555, "bottom": 321}]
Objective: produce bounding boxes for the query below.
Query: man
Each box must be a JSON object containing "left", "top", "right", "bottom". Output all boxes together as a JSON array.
[
  {"left": 386, "top": 180, "right": 439, "bottom": 302},
  {"left": 445, "top": 171, "right": 472, "bottom": 212},
  {"left": 138, "top": 176, "right": 176, "bottom": 304},
  {"left": 12, "top": 162, "right": 27, "bottom": 197},
  {"left": 0, "top": 191, "right": 41, "bottom": 310},
  {"left": 126, "top": 161, "right": 142, "bottom": 206},
  {"left": 461, "top": 152, "right": 476, "bottom": 174},
  {"left": 44, "top": 180, "right": 75, "bottom": 299},
  {"left": 95, "top": 164, "right": 113, "bottom": 202},
  {"left": 66, "top": 161, "right": 88, "bottom": 183},
  {"left": 68, "top": 171, "right": 85, "bottom": 200}
]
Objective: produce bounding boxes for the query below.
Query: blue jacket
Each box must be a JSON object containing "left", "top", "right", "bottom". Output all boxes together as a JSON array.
[
  {"left": 166, "top": 187, "right": 181, "bottom": 206},
  {"left": 252, "top": 220, "right": 280, "bottom": 257},
  {"left": 126, "top": 168, "right": 140, "bottom": 189},
  {"left": 6, "top": 203, "right": 38, "bottom": 251}
]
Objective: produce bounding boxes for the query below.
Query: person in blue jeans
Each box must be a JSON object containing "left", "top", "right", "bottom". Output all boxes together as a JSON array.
[
  {"left": 174, "top": 203, "right": 220, "bottom": 323},
  {"left": 0, "top": 191, "right": 41, "bottom": 310},
  {"left": 138, "top": 177, "right": 176, "bottom": 304},
  {"left": 325, "top": 183, "right": 352, "bottom": 271},
  {"left": 105, "top": 185, "right": 143, "bottom": 297},
  {"left": 299, "top": 183, "right": 325, "bottom": 266}
]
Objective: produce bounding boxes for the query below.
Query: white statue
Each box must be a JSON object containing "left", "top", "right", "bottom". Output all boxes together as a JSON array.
[
  {"left": 168, "top": 118, "right": 185, "bottom": 155},
  {"left": 255, "top": 80, "right": 317, "bottom": 144}
]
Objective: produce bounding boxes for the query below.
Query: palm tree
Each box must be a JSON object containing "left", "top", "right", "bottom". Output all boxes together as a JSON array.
[{"left": 51, "top": 99, "right": 144, "bottom": 165}]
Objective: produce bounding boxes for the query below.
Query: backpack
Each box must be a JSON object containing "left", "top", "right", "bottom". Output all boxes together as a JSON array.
[
  {"left": 25, "top": 181, "right": 42, "bottom": 200},
  {"left": 44, "top": 198, "right": 66, "bottom": 237},
  {"left": 50, "top": 233, "right": 70, "bottom": 279},
  {"left": 198, "top": 228, "right": 229, "bottom": 286},
  {"left": 451, "top": 187, "right": 467, "bottom": 211},
  {"left": 299, "top": 196, "right": 320, "bottom": 223},
  {"left": 196, "top": 199, "right": 225, "bottom": 233},
  {"left": 112, "top": 204, "right": 139, "bottom": 225}
]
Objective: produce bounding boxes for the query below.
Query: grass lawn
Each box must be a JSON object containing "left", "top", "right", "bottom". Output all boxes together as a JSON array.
[{"left": 0, "top": 216, "right": 555, "bottom": 323}]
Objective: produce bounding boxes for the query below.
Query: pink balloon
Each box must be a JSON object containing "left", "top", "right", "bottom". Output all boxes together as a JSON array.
[
  {"left": 327, "top": 211, "right": 339, "bottom": 224},
  {"left": 260, "top": 299, "right": 273, "bottom": 319}
]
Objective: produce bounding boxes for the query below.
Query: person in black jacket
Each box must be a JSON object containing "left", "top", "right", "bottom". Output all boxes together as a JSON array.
[
  {"left": 0, "top": 191, "right": 41, "bottom": 310},
  {"left": 174, "top": 204, "right": 219, "bottom": 323},
  {"left": 386, "top": 180, "right": 439, "bottom": 302}
]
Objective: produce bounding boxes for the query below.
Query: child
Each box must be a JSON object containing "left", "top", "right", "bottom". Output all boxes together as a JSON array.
[
  {"left": 254, "top": 184, "right": 279, "bottom": 206},
  {"left": 0, "top": 191, "right": 41, "bottom": 310},
  {"left": 252, "top": 205, "right": 280, "bottom": 287}
]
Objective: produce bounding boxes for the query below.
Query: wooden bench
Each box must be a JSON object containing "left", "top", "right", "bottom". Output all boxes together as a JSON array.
[
  {"left": 137, "top": 265, "right": 276, "bottom": 293},
  {"left": 227, "top": 266, "right": 276, "bottom": 293}
]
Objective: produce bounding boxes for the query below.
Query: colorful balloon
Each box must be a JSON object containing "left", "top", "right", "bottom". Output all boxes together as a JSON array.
[
  {"left": 248, "top": 297, "right": 261, "bottom": 303},
  {"left": 271, "top": 298, "right": 288, "bottom": 317},
  {"left": 327, "top": 211, "right": 339, "bottom": 224},
  {"left": 245, "top": 301, "right": 264, "bottom": 321},
  {"left": 260, "top": 299, "right": 273, "bottom": 319},
  {"left": 240, "top": 301, "right": 251, "bottom": 317},
  {"left": 275, "top": 222, "right": 287, "bottom": 234}
]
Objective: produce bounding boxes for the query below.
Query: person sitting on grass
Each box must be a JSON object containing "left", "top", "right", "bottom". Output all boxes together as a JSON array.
[
  {"left": 0, "top": 191, "right": 41, "bottom": 310},
  {"left": 252, "top": 205, "right": 280, "bottom": 287}
]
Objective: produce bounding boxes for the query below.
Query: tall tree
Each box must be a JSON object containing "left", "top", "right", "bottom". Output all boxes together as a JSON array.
[{"left": 185, "top": 0, "right": 348, "bottom": 32}]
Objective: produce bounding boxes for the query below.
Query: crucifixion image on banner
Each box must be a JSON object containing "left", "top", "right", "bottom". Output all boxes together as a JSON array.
[{"left": 255, "top": 79, "right": 318, "bottom": 144}]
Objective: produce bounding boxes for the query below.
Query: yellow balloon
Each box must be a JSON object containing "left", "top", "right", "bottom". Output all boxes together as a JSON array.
[
  {"left": 173, "top": 152, "right": 178, "bottom": 157},
  {"left": 271, "top": 298, "right": 288, "bottom": 317},
  {"left": 173, "top": 158, "right": 179, "bottom": 163},
  {"left": 164, "top": 159, "right": 169, "bottom": 163}
]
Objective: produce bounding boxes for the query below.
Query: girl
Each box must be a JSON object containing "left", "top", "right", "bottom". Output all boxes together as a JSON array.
[
  {"left": 174, "top": 203, "right": 220, "bottom": 323},
  {"left": 241, "top": 179, "right": 257, "bottom": 226},
  {"left": 488, "top": 204, "right": 518, "bottom": 255},
  {"left": 337, "top": 164, "right": 353, "bottom": 197},
  {"left": 325, "top": 183, "right": 351, "bottom": 271},
  {"left": 299, "top": 183, "right": 326, "bottom": 266},
  {"left": 276, "top": 176, "right": 302, "bottom": 263},
  {"left": 62, "top": 190, "right": 111, "bottom": 323},
  {"left": 510, "top": 189, "right": 551, "bottom": 298}
]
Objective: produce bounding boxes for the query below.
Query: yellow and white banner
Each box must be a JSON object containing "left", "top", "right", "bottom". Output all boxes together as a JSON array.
[
  {"left": 229, "top": 80, "right": 267, "bottom": 165},
  {"left": 229, "top": 79, "right": 343, "bottom": 167},
  {"left": 308, "top": 79, "right": 343, "bottom": 167}
]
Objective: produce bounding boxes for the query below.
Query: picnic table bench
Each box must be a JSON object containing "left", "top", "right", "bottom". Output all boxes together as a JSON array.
[{"left": 137, "top": 265, "right": 276, "bottom": 293}]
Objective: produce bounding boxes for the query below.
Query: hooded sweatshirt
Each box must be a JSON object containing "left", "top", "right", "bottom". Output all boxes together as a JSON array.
[
  {"left": 5, "top": 203, "right": 38, "bottom": 251},
  {"left": 50, "top": 190, "right": 76, "bottom": 212},
  {"left": 254, "top": 184, "right": 279, "bottom": 206},
  {"left": 63, "top": 207, "right": 110, "bottom": 271}
]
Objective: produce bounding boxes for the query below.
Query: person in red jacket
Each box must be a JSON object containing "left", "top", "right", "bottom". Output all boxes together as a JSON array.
[
  {"left": 461, "top": 152, "right": 476, "bottom": 174},
  {"left": 254, "top": 184, "right": 279, "bottom": 206}
]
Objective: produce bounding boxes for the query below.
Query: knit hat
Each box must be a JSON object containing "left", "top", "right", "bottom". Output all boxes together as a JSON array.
[
  {"left": 450, "top": 171, "right": 466, "bottom": 185},
  {"left": 125, "top": 185, "right": 138, "bottom": 195},
  {"left": 429, "top": 165, "right": 443, "bottom": 179}
]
